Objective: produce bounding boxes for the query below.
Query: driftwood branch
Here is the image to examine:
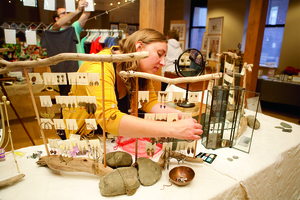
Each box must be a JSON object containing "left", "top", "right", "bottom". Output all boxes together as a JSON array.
[
  {"left": 36, "top": 155, "right": 113, "bottom": 177},
  {"left": 119, "top": 70, "right": 223, "bottom": 84},
  {"left": 0, "top": 48, "right": 12, "bottom": 53},
  {"left": 0, "top": 51, "right": 149, "bottom": 74},
  {"left": 156, "top": 151, "right": 203, "bottom": 169},
  {"left": 0, "top": 173, "right": 25, "bottom": 188}
]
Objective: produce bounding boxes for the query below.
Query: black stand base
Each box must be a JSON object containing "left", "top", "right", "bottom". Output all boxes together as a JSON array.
[{"left": 177, "top": 101, "right": 195, "bottom": 108}]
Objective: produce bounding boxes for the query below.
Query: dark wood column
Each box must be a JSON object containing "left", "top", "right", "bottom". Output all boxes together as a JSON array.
[
  {"left": 243, "top": 0, "right": 269, "bottom": 92},
  {"left": 139, "top": 0, "right": 165, "bottom": 91}
]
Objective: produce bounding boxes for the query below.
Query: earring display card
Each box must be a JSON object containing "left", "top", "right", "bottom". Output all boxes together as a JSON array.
[
  {"left": 138, "top": 91, "right": 150, "bottom": 103},
  {"left": 66, "top": 119, "right": 78, "bottom": 130},
  {"left": 88, "top": 73, "right": 100, "bottom": 86},
  {"left": 84, "top": 0, "right": 95, "bottom": 12},
  {"left": 196, "top": 152, "right": 217, "bottom": 164},
  {"left": 176, "top": 141, "right": 187, "bottom": 151},
  {"left": 182, "top": 113, "right": 192, "bottom": 119},
  {"left": 77, "top": 140, "right": 88, "bottom": 151},
  {"left": 62, "top": 140, "right": 73, "bottom": 151},
  {"left": 69, "top": 134, "right": 81, "bottom": 141},
  {"left": 158, "top": 91, "right": 169, "bottom": 103},
  {"left": 167, "top": 113, "right": 178, "bottom": 122},
  {"left": 39, "top": 96, "right": 52, "bottom": 107},
  {"left": 65, "top": 0, "right": 76, "bottom": 12},
  {"left": 48, "top": 139, "right": 59, "bottom": 149},
  {"left": 188, "top": 92, "right": 200, "bottom": 103},
  {"left": 155, "top": 113, "right": 167, "bottom": 121},
  {"left": 89, "top": 139, "right": 102, "bottom": 150},
  {"left": 85, "top": 119, "right": 97, "bottom": 130},
  {"left": 53, "top": 119, "right": 66, "bottom": 130},
  {"left": 41, "top": 118, "right": 54, "bottom": 129},
  {"left": 162, "top": 142, "right": 173, "bottom": 152},
  {"left": 28, "top": 73, "right": 43, "bottom": 84},
  {"left": 76, "top": 73, "right": 89, "bottom": 85},
  {"left": 144, "top": 113, "right": 155, "bottom": 121},
  {"left": 44, "top": 0, "right": 55, "bottom": 10},
  {"left": 51, "top": 73, "right": 67, "bottom": 85},
  {"left": 172, "top": 92, "right": 184, "bottom": 103}
]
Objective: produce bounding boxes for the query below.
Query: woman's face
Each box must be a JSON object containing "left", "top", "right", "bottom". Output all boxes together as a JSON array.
[{"left": 136, "top": 42, "right": 167, "bottom": 74}]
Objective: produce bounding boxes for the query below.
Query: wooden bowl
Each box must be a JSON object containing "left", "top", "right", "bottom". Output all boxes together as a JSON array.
[{"left": 169, "top": 166, "right": 195, "bottom": 186}]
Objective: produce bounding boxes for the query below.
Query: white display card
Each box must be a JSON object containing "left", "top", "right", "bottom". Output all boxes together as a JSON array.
[
  {"left": 4, "top": 29, "right": 16, "bottom": 44},
  {"left": 65, "top": 0, "right": 76, "bottom": 12},
  {"left": 28, "top": 73, "right": 43, "bottom": 84},
  {"left": 145, "top": 142, "right": 156, "bottom": 152},
  {"left": 51, "top": 73, "right": 67, "bottom": 85},
  {"left": 41, "top": 118, "right": 53, "bottom": 129},
  {"left": 182, "top": 113, "right": 192, "bottom": 119},
  {"left": 85, "top": 119, "right": 97, "bottom": 130},
  {"left": 66, "top": 119, "right": 78, "bottom": 130},
  {"left": 44, "top": 0, "right": 55, "bottom": 10},
  {"left": 53, "top": 119, "right": 66, "bottom": 130},
  {"left": 39, "top": 96, "right": 52, "bottom": 107},
  {"left": 162, "top": 142, "right": 172, "bottom": 152},
  {"left": 158, "top": 91, "right": 169, "bottom": 103},
  {"left": 138, "top": 91, "right": 149, "bottom": 103},
  {"left": 144, "top": 113, "right": 155, "bottom": 121},
  {"left": 76, "top": 96, "right": 97, "bottom": 105},
  {"left": 62, "top": 140, "right": 73, "bottom": 151},
  {"left": 188, "top": 92, "right": 200, "bottom": 103},
  {"left": 84, "top": 0, "right": 95, "bottom": 12},
  {"left": 186, "top": 141, "right": 196, "bottom": 150},
  {"left": 69, "top": 134, "right": 81, "bottom": 141},
  {"left": 23, "top": 0, "right": 37, "bottom": 7},
  {"left": 25, "top": 30, "right": 37, "bottom": 45},
  {"left": 167, "top": 113, "right": 178, "bottom": 122},
  {"left": 88, "top": 73, "right": 100, "bottom": 86},
  {"left": 48, "top": 139, "right": 59, "bottom": 149},
  {"left": 43, "top": 73, "right": 55, "bottom": 85},
  {"left": 67, "top": 72, "right": 89, "bottom": 85},
  {"left": 172, "top": 92, "right": 184, "bottom": 103},
  {"left": 155, "top": 113, "right": 167, "bottom": 121},
  {"left": 77, "top": 140, "right": 89, "bottom": 151},
  {"left": 89, "top": 139, "right": 102, "bottom": 150},
  {"left": 176, "top": 141, "right": 187, "bottom": 151}
]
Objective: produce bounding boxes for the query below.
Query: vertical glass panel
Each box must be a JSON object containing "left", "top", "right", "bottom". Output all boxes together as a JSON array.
[
  {"left": 193, "top": 7, "right": 207, "bottom": 26},
  {"left": 266, "top": 0, "right": 289, "bottom": 25},
  {"left": 190, "top": 28, "right": 206, "bottom": 50},
  {"left": 259, "top": 27, "right": 284, "bottom": 67}
]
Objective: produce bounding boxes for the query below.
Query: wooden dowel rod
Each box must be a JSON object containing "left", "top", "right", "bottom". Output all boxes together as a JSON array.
[
  {"left": 23, "top": 68, "right": 50, "bottom": 156},
  {"left": 134, "top": 77, "right": 139, "bottom": 163},
  {"left": 101, "top": 62, "right": 107, "bottom": 168}
]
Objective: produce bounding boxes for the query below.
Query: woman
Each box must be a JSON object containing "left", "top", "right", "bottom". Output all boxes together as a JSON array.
[{"left": 63, "top": 28, "right": 202, "bottom": 140}]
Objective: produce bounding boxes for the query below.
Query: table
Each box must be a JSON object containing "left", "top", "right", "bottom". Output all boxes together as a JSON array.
[
  {"left": 1, "top": 111, "right": 300, "bottom": 200},
  {"left": 256, "top": 76, "right": 300, "bottom": 107}
]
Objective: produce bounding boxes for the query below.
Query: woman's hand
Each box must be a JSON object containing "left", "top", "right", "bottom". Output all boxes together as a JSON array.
[{"left": 169, "top": 118, "right": 203, "bottom": 140}]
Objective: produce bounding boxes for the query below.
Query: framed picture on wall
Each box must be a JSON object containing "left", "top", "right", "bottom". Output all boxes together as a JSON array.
[
  {"left": 110, "top": 23, "right": 118, "bottom": 30},
  {"left": 119, "top": 23, "right": 128, "bottom": 33},
  {"left": 201, "top": 32, "right": 208, "bottom": 53},
  {"left": 179, "top": 41, "right": 185, "bottom": 51},
  {"left": 170, "top": 20, "right": 187, "bottom": 41},
  {"left": 127, "top": 25, "right": 137, "bottom": 35},
  {"left": 206, "top": 35, "right": 221, "bottom": 61},
  {"left": 208, "top": 17, "right": 223, "bottom": 35}
]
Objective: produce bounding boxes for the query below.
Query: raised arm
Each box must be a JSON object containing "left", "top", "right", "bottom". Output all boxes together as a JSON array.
[{"left": 52, "top": 0, "right": 90, "bottom": 30}]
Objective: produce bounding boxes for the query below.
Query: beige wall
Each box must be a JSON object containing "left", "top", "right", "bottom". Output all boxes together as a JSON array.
[{"left": 206, "top": 0, "right": 247, "bottom": 53}]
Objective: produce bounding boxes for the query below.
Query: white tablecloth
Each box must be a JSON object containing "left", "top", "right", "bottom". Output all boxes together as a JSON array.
[{"left": 1, "top": 112, "right": 300, "bottom": 200}]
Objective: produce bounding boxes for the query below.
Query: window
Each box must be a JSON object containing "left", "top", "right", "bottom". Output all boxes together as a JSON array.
[
  {"left": 189, "top": 1, "right": 207, "bottom": 51},
  {"left": 259, "top": 0, "right": 289, "bottom": 68}
]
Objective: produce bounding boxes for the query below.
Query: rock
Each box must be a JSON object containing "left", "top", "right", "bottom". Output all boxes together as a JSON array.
[
  {"left": 99, "top": 167, "right": 140, "bottom": 197},
  {"left": 226, "top": 111, "right": 234, "bottom": 122},
  {"left": 280, "top": 122, "right": 292, "bottom": 129},
  {"left": 137, "top": 157, "right": 162, "bottom": 186},
  {"left": 275, "top": 126, "right": 284, "bottom": 129},
  {"left": 247, "top": 115, "right": 260, "bottom": 129},
  {"left": 282, "top": 128, "right": 292, "bottom": 133},
  {"left": 103, "top": 151, "right": 133, "bottom": 168}
]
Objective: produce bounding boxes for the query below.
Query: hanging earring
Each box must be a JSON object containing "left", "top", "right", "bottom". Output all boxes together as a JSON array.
[
  {"left": 151, "top": 148, "right": 155, "bottom": 157},
  {"left": 191, "top": 146, "right": 194, "bottom": 154},
  {"left": 187, "top": 147, "right": 190, "bottom": 154},
  {"left": 72, "top": 102, "right": 76, "bottom": 113},
  {"left": 89, "top": 81, "right": 93, "bottom": 86},
  {"left": 68, "top": 103, "right": 72, "bottom": 113},
  {"left": 174, "top": 97, "right": 177, "bottom": 103},
  {"left": 57, "top": 75, "right": 60, "bottom": 83},
  {"left": 94, "top": 81, "right": 99, "bottom": 86},
  {"left": 147, "top": 148, "right": 150, "bottom": 157}
]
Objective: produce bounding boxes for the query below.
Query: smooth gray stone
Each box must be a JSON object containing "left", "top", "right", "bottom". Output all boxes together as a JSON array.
[
  {"left": 137, "top": 157, "right": 162, "bottom": 186},
  {"left": 282, "top": 128, "right": 292, "bottom": 133},
  {"left": 280, "top": 122, "right": 292, "bottom": 128},
  {"left": 275, "top": 126, "right": 284, "bottom": 129},
  {"left": 226, "top": 111, "right": 234, "bottom": 122},
  {"left": 99, "top": 167, "right": 140, "bottom": 197},
  {"left": 103, "top": 151, "right": 133, "bottom": 168},
  {"left": 247, "top": 115, "right": 260, "bottom": 129}
]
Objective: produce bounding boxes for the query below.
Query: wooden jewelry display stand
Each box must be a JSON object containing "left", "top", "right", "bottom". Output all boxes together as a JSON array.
[{"left": 0, "top": 49, "right": 222, "bottom": 177}]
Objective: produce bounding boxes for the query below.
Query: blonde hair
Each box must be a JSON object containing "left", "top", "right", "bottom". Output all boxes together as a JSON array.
[{"left": 117, "top": 28, "right": 167, "bottom": 91}]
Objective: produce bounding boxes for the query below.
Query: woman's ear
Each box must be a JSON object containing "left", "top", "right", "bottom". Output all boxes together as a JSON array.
[{"left": 135, "top": 41, "right": 143, "bottom": 52}]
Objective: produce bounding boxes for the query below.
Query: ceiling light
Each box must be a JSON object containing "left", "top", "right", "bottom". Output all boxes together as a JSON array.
[
  {"left": 94, "top": 3, "right": 96, "bottom": 5},
  {"left": 110, "top": 3, "right": 113, "bottom": 6},
  {"left": 125, "top": 0, "right": 127, "bottom": 2},
  {"left": 118, "top": 2, "right": 120, "bottom": 4}
]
